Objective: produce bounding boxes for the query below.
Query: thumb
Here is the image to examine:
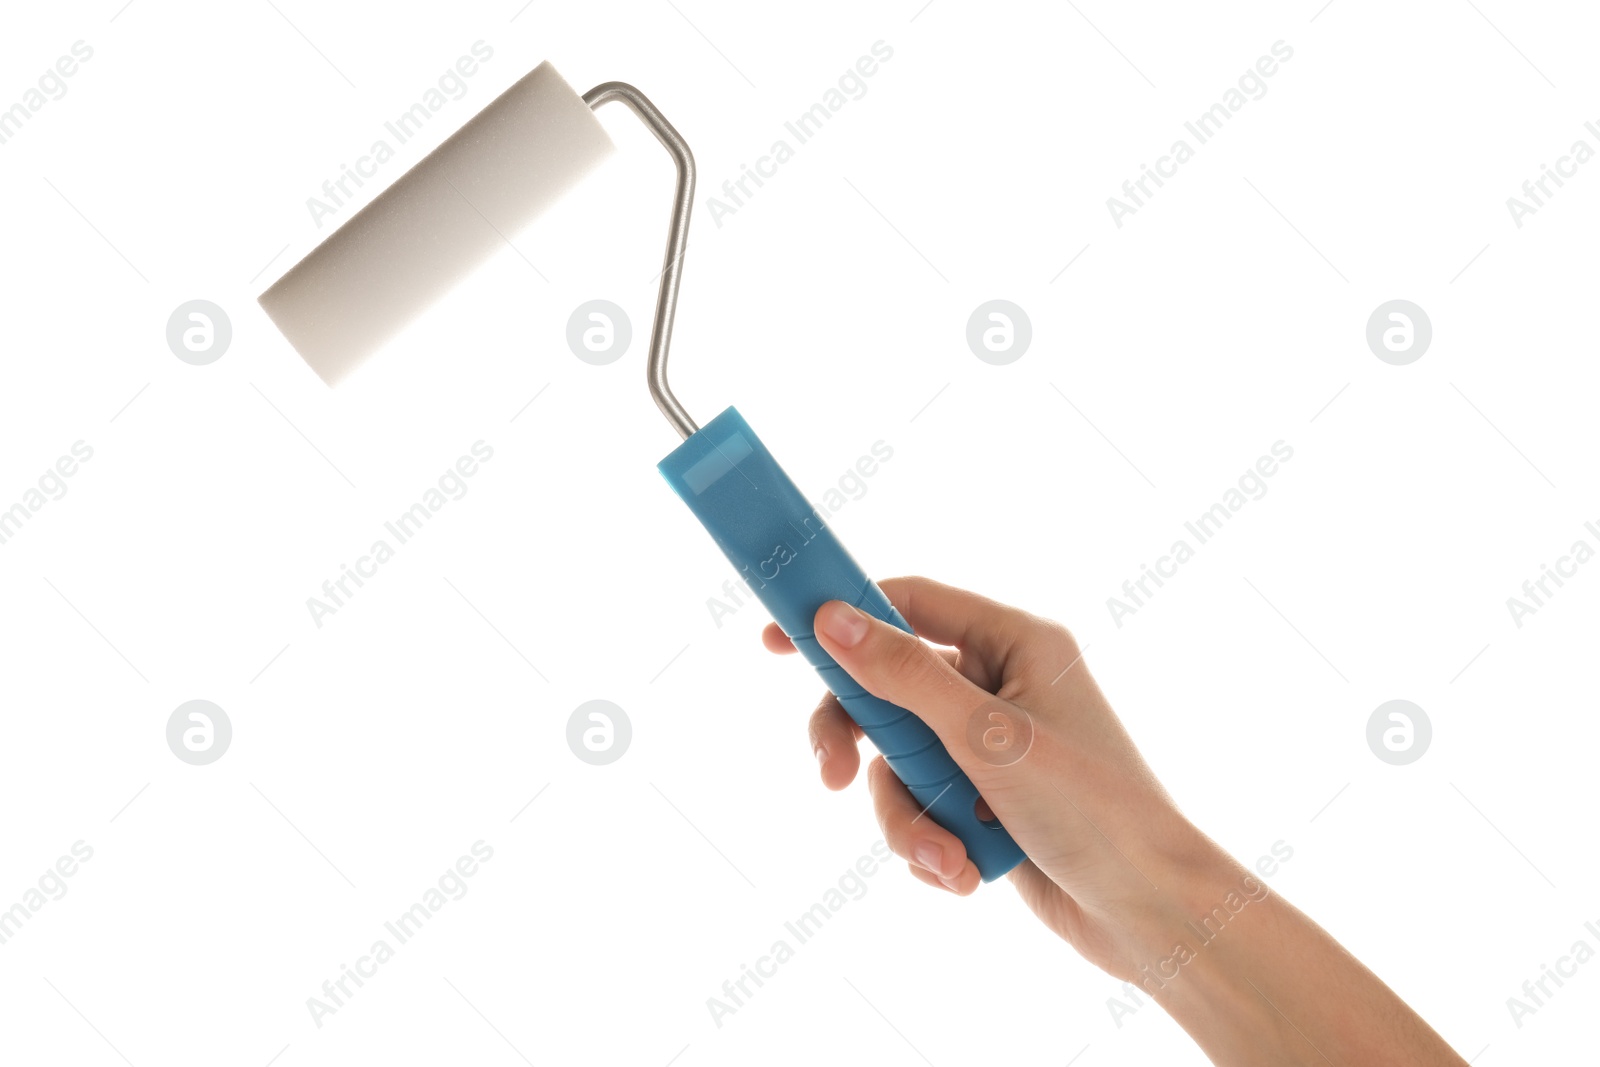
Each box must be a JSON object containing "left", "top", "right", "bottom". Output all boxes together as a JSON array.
[{"left": 812, "top": 599, "right": 986, "bottom": 745}]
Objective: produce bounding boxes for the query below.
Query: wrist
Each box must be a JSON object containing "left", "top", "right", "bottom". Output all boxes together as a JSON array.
[
  {"left": 1111, "top": 826, "right": 1321, "bottom": 1063},
  {"left": 1097, "top": 816, "right": 1254, "bottom": 985}
]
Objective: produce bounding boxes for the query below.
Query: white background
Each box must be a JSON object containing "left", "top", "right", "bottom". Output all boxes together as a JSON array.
[{"left": 2, "top": 1, "right": 1597, "bottom": 1064}]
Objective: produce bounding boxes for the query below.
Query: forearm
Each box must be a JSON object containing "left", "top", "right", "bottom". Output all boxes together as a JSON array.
[{"left": 1136, "top": 840, "right": 1467, "bottom": 1066}]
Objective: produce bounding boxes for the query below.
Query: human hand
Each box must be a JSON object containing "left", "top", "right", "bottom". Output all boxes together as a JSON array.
[
  {"left": 762, "top": 575, "right": 1219, "bottom": 980},
  {"left": 763, "top": 575, "right": 1469, "bottom": 1065}
]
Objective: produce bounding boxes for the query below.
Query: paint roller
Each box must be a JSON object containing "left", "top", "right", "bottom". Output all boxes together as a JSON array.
[{"left": 260, "top": 62, "right": 1026, "bottom": 882}]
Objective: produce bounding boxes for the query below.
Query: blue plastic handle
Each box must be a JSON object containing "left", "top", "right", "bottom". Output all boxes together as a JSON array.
[{"left": 659, "top": 406, "right": 1026, "bottom": 882}]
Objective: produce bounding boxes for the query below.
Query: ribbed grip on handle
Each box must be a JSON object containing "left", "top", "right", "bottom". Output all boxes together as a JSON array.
[{"left": 658, "top": 406, "right": 1026, "bottom": 882}]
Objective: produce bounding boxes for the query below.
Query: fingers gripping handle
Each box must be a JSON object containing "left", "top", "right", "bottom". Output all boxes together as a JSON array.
[{"left": 658, "top": 407, "right": 1026, "bottom": 882}]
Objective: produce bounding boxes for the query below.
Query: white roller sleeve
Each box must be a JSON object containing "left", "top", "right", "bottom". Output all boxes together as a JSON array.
[{"left": 259, "top": 62, "right": 614, "bottom": 385}]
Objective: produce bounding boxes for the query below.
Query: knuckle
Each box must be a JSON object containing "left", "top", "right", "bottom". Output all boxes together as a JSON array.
[
  {"left": 806, "top": 692, "right": 836, "bottom": 736},
  {"left": 878, "top": 628, "right": 941, "bottom": 689},
  {"left": 806, "top": 708, "right": 828, "bottom": 749},
  {"left": 865, "top": 755, "right": 892, "bottom": 796},
  {"left": 1046, "top": 620, "right": 1080, "bottom": 655},
  {"left": 1031, "top": 615, "right": 1080, "bottom": 658},
  {"left": 882, "top": 574, "right": 930, "bottom": 591},
  {"left": 880, "top": 575, "right": 930, "bottom": 613},
  {"left": 866, "top": 760, "right": 914, "bottom": 855},
  {"left": 879, "top": 821, "right": 915, "bottom": 861}
]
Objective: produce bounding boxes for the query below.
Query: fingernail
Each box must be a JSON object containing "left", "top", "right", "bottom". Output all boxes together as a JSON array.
[
  {"left": 817, "top": 601, "right": 869, "bottom": 648},
  {"left": 813, "top": 742, "right": 827, "bottom": 769},
  {"left": 913, "top": 841, "right": 944, "bottom": 875}
]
